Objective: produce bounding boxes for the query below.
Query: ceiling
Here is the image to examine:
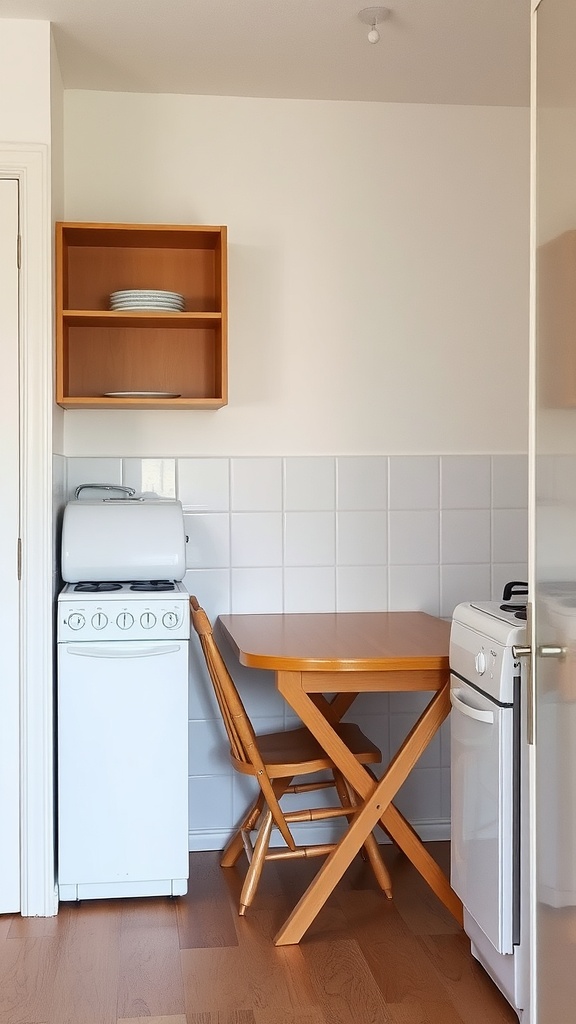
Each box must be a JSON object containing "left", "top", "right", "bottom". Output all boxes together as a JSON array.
[{"left": 0, "top": 0, "right": 531, "bottom": 106}]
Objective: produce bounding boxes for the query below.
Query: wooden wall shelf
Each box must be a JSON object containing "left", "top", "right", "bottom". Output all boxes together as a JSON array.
[{"left": 55, "top": 222, "right": 228, "bottom": 410}]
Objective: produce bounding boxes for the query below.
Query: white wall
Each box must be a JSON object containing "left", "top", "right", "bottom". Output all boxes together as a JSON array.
[
  {"left": 62, "top": 91, "right": 530, "bottom": 458},
  {"left": 0, "top": 21, "right": 51, "bottom": 144}
]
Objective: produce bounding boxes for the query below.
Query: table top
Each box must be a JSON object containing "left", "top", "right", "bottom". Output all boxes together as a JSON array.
[{"left": 217, "top": 611, "right": 450, "bottom": 673}]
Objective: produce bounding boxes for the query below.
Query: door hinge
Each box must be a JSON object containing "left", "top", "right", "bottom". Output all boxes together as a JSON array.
[
  {"left": 16, "top": 233, "right": 21, "bottom": 269},
  {"left": 17, "top": 538, "right": 22, "bottom": 581}
]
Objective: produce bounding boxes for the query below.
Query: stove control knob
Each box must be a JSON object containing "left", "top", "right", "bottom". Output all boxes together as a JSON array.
[
  {"left": 141, "top": 611, "right": 157, "bottom": 629},
  {"left": 475, "top": 651, "right": 487, "bottom": 676},
  {"left": 162, "top": 611, "right": 179, "bottom": 629},
  {"left": 116, "top": 611, "right": 134, "bottom": 630},
  {"left": 91, "top": 612, "right": 108, "bottom": 630},
  {"left": 67, "top": 612, "right": 85, "bottom": 630}
]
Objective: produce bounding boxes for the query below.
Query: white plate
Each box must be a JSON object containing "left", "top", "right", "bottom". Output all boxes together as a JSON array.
[
  {"left": 110, "top": 290, "right": 184, "bottom": 300},
  {"left": 109, "top": 303, "right": 184, "bottom": 310},
  {"left": 104, "top": 391, "right": 181, "bottom": 399}
]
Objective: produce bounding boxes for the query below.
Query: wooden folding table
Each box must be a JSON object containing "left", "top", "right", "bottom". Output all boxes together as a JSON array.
[{"left": 217, "top": 610, "right": 463, "bottom": 945}]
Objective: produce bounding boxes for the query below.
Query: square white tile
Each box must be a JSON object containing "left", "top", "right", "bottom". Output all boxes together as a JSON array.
[
  {"left": 440, "top": 563, "right": 491, "bottom": 618},
  {"left": 284, "top": 567, "right": 336, "bottom": 611},
  {"left": 122, "top": 458, "right": 176, "bottom": 498},
  {"left": 185, "top": 513, "right": 230, "bottom": 568},
  {"left": 231, "top": 457, "right": 282, "bottom": 511},
  {"left": 178, "top": 457, "right": 229, "bottom": 510},
  {"left": 441, "top": 509, "right": 490, "bottom": 563},
  {"left": 284, "top": 457, "right": 335, "bottom": 511},
  {"left": 491, "top": 454, "right": 528, "bottom": 509},
  {"left": 388, "top": 565, "right": 440, "bottom": 614},
  {"left": 492, "top": 508, "right": 528, "bottom": 564},
  {"left": 389, "top": 510, "right": 439, "bottom": 565},
  {"left": 441, "top": 455, "right": 491, "bottom": 509},
  {"left": 336, "top": 456, "right": 388, "bottom": 510},
  {"left": 182, "top": 568, "right": 230, "bottom": 621},
  {"left": 285, "top": 511, "right": 335, "bottom": 566},
  {"left": 231, "top": 512, "right": 283, "bottom": 567},
  {"left": 230, "top": 567, "right": 283, "bottom": 612},
  {"left": 337, "top": 510, "right": 387, "bottom": 565},
  {"left": 188, "top": 775, "right": 233, "bottom": 830},
  {"left": 188, "top": 718, "right": 230, "bottom": 774},
  {"left": 389, "top": 456, "right": 439, "bottom": 510},
  {"left": 66, "top": 457, "right": 122, "bottom": 499},
  {"left": 336, "top": 566, "right": 388, "bottom": 611}
]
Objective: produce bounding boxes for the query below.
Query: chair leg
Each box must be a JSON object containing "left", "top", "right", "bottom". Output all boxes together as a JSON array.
[
  {"left": 239, "top": 809, "right": 274, "bottom": 915},
  {"left": 221, "top": 792, "right": 266, "bottom": 868},
  {"left": 332, "top": 769, "right": 367, "bottom": 860},
  {"left": 337, "top": 772, "right": 393, "bottom": 898}
]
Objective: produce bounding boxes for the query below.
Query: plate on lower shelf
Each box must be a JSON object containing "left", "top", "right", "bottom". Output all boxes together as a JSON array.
[{"left": 104, "top": 391, "right": 181, "bottom": 399}]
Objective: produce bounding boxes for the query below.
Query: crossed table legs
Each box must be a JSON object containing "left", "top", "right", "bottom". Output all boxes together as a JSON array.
[{"left": 274, "top": 671, "right": 463, "bottom": 946}]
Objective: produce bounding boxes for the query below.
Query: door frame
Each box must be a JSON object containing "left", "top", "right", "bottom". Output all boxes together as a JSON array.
[{"left": 0, "top": 144, "right": 56, "bottom": 916}]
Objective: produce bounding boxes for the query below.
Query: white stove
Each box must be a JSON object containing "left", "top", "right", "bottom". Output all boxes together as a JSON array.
[
  {"left": 57, "top": 491, "right": 190, "bottom": 903},
  {"left": 450, "top": 584, "right": 529, "bottom": 1022}
]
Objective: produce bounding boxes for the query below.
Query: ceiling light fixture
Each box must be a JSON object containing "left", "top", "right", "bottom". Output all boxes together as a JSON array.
[{"left": 358, "top": 6, "right": 390, "bottom": 44}]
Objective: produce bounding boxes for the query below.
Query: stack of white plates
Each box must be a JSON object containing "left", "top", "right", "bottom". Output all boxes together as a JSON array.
[{"left": 109, "top": 289, "right": 185, "bottom": 311}]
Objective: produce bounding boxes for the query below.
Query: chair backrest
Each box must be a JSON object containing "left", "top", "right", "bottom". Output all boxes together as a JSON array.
[{"left": 189, "top": 596, "right": 296, "bottom": 849}]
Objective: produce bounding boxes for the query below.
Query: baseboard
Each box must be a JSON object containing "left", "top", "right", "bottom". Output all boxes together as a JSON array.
[{"left": 189, "top": 818, "right": 450, "bottom": 852}]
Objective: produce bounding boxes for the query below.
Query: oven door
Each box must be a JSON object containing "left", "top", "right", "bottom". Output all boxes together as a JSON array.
[{"left": 450, "top": 674, "right": 516, "bottom": 954}]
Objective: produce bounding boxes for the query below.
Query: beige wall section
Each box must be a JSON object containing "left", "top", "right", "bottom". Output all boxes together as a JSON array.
[
  {"left": 0, "top": 21, "right": 51, "bottom": 143},
  {"left": 63, "top": 91, "right": 530, "bottom": 458}
]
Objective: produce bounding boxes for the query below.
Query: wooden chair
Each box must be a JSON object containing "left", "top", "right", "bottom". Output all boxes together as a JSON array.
[{"left": 190, "top": 596, "right": 392, "bottom": 916}]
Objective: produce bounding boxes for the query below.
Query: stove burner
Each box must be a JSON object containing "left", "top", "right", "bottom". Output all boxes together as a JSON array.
[
  {"left": 74, "top": 581, "right": 123, "bottom": 593},
  {"left": 129, "top": 580, "right": 176, "bottom": 592}
]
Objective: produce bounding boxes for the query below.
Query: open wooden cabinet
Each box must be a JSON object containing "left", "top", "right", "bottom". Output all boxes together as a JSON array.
[{"left": 55, "top": 222, "right": 228, "bottom": 409}]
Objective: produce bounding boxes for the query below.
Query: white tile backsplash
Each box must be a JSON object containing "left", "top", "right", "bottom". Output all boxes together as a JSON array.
[
  {"left": 178, "top": 458, "right": 230, "bottom": 511},
  {"left": 337, "top": 510, "right": 387, "bottom": 565},
  {"left": 336, "top": 456, "right": 388, "bottom": 510},
  {"left": 441, "top": 509, "right": 491, "bottom": 563},
  {"left": 122, "top": 457, "right": 176, "bottom": 497},
  {"left": 441, "top": 455, "right": 491, "bottom": 509},
  {"left": 231, "top": 457, "right": 282, "bottom": 511},
  {"left": 284, "top": 511, "right": 336, "bottom": 566},
  {"left": 65, "top": 452, "right": 527, "bottom": 849},
  {"left": 230, "top": 511, "right": 283, "bottom": 566},
  {"left": 284, "top": 457, "right": 335, "bottom": 510},
  {"left": 185, "top": 513, "right": 230, "bottom": 568},
  {"left": 389, "top": 456, "right": 439, "bottom": 510}
]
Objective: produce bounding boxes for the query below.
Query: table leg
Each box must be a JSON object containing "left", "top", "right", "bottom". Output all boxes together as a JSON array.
[{"left": 276, "top": 674, "right": 461, "bottom": 944}]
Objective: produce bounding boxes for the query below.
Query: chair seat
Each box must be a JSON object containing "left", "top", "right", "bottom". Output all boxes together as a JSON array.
[{"left": 231, "top": 722, "right": 381, "bottom": 777}]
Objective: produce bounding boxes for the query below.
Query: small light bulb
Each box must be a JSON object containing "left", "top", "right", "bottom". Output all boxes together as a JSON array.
[{"left": 368, "top": 26, "right": 380, "bottom": 43}]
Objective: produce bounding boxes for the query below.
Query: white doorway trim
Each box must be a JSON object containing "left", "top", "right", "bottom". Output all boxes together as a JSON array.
[{"left": 0, "top": 144, "right": 56, "bottom": 916}]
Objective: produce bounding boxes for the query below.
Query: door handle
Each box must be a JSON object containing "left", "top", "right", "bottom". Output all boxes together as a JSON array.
[{"left": 512, "top": 644, "right": 567, "bottom": 659}]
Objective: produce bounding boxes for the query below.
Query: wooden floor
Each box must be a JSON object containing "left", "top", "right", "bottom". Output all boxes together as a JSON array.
[{"left": 0, "top": 842, "right": 517, "bottom": 1024}]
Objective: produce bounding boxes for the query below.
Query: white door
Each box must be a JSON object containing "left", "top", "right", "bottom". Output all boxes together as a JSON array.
[
  {"left": 0, "top": 177, "right": 21, "bottom": 913},
  {"left": 533, "top": 0, "right": 576, "bottom": 1018}
]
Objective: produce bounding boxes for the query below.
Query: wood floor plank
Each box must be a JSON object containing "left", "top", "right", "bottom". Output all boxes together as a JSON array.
[
  {"left": 116, "top": 899, "right": 185, "bottom": 1019},
  {"left": 253, "top": 1010, "right": 326, "bottom": 1024},
  {"left": 45, "top": 901, "right": 122, "bottom": 1024},
  {"left": 384, "top": 844, "right": 460, "bottom": 936},
  {"left": 300, "top": 936, "right": 394, "bottom": 1024},
  {"left": 187, "top": 1013, "right": 257, "bottom": 1024},
  {"left": 0, "top": 936, "right": 59, "bottom": 1024},
  {"left": 418, "top": 934, "right": 517, "bottom": 1024},
  {"left": 386, "top": 1002, "right": 466, "bottom": 1024},
  {"left": 0, "top": 915, "right": 16, "bottom": 942},
  {"left": 7, "top": 914, "right": 63, "bottom": 938},
  {"left": 118, "top": 1016, "right": 187, "bottom": 1024},
  {"left": 177, "top": 853, "right": 239, "bottom": 949},
  {"left": 336, "top": 889, "right": 450, "bottom": 1004}
]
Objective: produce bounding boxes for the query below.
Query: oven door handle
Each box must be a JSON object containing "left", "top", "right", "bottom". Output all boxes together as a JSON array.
[
  {"left": 63, "top": 644, "right": 182, "bottom": 659},
  {"left": 450, "top": 689, "right": 494, "bottom": 724}
]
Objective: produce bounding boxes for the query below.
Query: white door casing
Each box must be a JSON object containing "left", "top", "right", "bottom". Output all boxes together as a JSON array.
[
  {"left": 0, "top": 145, "right": 55, "bottom": 916},
  {"left": 0, "top": 178, "right": 21, "bottom": 913}
]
